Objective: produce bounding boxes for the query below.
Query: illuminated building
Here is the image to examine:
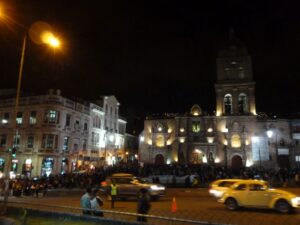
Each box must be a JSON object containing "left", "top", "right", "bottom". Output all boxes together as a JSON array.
[
  {"left": 0, "top": 89, "right": 126, "bottom": 177},
  {"left": 139, "top": 33, "right": 293, "bottom": 169}
]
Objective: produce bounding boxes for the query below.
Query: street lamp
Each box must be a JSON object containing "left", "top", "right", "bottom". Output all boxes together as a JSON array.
[{"left": 1, "top": 8, "right": 62, "bottom": 210}]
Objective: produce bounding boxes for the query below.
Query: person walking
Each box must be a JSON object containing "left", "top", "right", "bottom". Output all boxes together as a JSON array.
[
  {"left": 80, "top": 188, "right": 92, "bottom": 215},
  {"left": 110, "top": 180, "right": 117, "bottom": 209},
  {"left": 137, "top": 188, "right": 151, "bottom": 222},
  {"left": 90, "top": 189, "right": 104, "bottom": 217}
]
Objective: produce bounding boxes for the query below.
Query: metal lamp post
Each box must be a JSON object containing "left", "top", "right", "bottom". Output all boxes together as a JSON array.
[{"left": 2, "top": 18, "right": 61, "bottom": 211}]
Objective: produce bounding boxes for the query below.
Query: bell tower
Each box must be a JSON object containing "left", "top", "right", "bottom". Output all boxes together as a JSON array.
[{"left": 215, "top": 30, "right": 256, "bottom": 116}]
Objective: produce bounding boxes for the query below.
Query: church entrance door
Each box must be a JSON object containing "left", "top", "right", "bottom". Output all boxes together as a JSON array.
[
  {"left": 155, "top": 154, "right": 164, "bottom": 165},
  {"left": 231, "top": 155, "right": 243, "bottom": 171}
]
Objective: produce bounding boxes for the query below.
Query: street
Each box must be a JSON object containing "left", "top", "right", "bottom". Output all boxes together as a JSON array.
[{"left": 6, "top": 187, "right": 300, "bottom": 225}]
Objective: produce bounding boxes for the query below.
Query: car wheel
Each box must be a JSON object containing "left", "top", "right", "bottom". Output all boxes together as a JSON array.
[
  {"left": 225, "top": 198, "right": 238, "bottom": 211},
  {"left": 275, "top": 200, "right": 291, "bottom": 214}
]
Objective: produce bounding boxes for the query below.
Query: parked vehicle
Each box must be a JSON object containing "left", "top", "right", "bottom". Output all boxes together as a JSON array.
[
  {"left": 101, "top": 173, "right": 165, "bottom": 200},
  {"left": 218, "top": 179, "right": 300, "bottom": 214},
  {"left": 144, "top": 174, "right": 199, "bottom": 186}
]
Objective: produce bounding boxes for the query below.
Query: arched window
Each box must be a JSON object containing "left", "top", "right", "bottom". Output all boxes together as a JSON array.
[
  {"left": 231, "top": 134, "right": 241, "bottom": 148},
  {"left": 224, "top": 94, "right": 232, "bottom": 114},
  {"left": 238, "top": 93, "right": 248, "bottom": 114},
  {"left": 156, "top": 135, "right": 165, "bottom": 147}
]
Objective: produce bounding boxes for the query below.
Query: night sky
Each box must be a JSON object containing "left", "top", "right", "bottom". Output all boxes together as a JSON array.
[{"left": 0, "top": 0, "right": 300, "bottom": 133}]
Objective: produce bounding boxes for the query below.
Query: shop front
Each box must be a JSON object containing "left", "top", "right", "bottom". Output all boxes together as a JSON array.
[
  {"left": 41, "top": 157, "right": 54, "bottom": 177},
  {"left": 22, "top": 159, "right": 33, "bottom": 178}
]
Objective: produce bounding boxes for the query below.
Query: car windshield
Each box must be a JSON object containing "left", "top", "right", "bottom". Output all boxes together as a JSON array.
[{"left": 134, "top": 177, "right": 149, "bottom": 184}]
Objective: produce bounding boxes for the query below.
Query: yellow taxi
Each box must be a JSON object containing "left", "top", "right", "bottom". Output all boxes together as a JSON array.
[
  {"left": 209, "top": 179, "right": 243, "bottom": 198},
  {"left": 218, "top": 179, "right": 300, "bottom": 213}
]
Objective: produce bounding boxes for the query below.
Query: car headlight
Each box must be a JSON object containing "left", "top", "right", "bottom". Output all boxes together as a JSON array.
[
  {"left": 209, "top": 189, "right": 224, "bottom": 198},
  {"left": 291, "top": 197, "right": 300, "bottom": 207},
  {"left": 150, "top": 185, "right": 165, "bottom": 190}
]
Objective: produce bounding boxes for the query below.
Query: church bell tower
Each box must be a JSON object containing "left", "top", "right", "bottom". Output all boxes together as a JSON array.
[{"left": 215, "top": 30, "right": 256, "bottom": 116}]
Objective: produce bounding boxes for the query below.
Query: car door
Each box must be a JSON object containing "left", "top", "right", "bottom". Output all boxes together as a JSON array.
[
  {"left": 232, "top": 183, "right": 248, "bottom": 205},
  {"left": 246, "top": 183, "right": 271, "bottom": 207}
]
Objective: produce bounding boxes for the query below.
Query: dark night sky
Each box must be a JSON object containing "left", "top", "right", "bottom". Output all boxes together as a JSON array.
[{"left": 0, "top": 0, "right": 300, "bottom": 133}]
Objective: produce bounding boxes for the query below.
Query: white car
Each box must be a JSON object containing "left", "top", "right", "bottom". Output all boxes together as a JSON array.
[{"left": 144, "top": 174, "right": 199, "bottom": 186}]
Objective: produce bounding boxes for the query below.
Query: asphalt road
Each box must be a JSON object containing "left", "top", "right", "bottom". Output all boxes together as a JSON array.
[{"left": 6, "top": 188, "right": 300, "bottom": 225}]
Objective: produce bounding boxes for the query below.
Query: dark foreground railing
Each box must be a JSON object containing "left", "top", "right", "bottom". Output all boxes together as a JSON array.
[{"left": 6, "top": 201, "right": 230, "bottom": 225}]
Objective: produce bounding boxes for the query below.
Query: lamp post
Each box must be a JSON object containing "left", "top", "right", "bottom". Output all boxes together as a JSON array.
[{"left": 1, "top": 12, "right": 61, "bottom": 211}]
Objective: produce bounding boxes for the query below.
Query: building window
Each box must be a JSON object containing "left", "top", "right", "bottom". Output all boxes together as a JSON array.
[
  {"left": 47, "top": 135, "right": 54, "bottom": 148},
  {"left": 3, "top": 113, "right": 9, "bottom": 124},
  {"left": 42, "top": 134, "right": 57, "bottom": 149},
  {"left": 83, "top": 139, "right": 87, "bottom": 150},
  {"left": 29, "top": 111, "right": 37, "bottom": 125},
  {"left": 295, "top": 140, "right": 299, "bottom": 146},
  {"left": 238, "top": 93, "right": 248, "bottom": 114},
  {"left": 74, "top": 120, "right": 80, "bottom": 130},
  {"left": 224, "top": 94, "right": 232, "bottom": 114},
  {"left": 231, "top": 134, "right": 241, "bottom": 148},
  {"left": 45, "top": 110, "right": 58, "bottom": 123},
  {"left": 65, "top": 114, "right": 71, "bottom": 127},
  {"left": 296, "top": 156, "right": 300, "bottom": 162},
  {"left": 13, "top": 135, "right": 20, "bottom": 147},
  {"left": 73, "top": 144, "right": 78, "bottom": 152},
  {"left": 84, "top": 122, "right": 88, "bottom": 130},
  {"left": 27, "top": 136, "right": 34, "bottom": 148},
  {"left": 156, "top": 135, "right": 165, "bottom": 147},
  {"left": 192, "top": 122, "right": 200, "bottom": 133},
  {"left": 16, "top": 112, "right": 23, "bottom": 125},
  {"left": 91, "top": 132, "right": 99, "bottom": 145},
  {"left": 63, "top": 137, "right": 69, "bottom": 151},
  {"left": 0, "top": 135, "right": 7, "bottom": 147}
]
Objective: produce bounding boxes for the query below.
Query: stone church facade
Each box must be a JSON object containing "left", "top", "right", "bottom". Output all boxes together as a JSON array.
[{"left": 139, "top": 34, "right": 294, "bottom": 170}]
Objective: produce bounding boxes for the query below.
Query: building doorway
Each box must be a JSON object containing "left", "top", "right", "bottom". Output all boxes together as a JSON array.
[
  {"left": 155, "top": 154, "right": 164, "bottom": 165},
  {"left": 231, "top": 155, "right": 243, "bottom": 171}
]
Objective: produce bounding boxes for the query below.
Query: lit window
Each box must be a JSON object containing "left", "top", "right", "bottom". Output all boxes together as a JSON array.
[
  {"left": 180, "top": 128, "right": 185, "bottom": 133},
  {"left": 296, "top": 156, "right": 300, "bottom": 162},
  {"left": 63, "top": 137, "right": 69, "bottom": 150},
  {"left": 207, "top": 128, "right": 213, "bottom": 133},
  {"left": 156, "top": 135, "right": 165, "bottom": 147},
  {"left": 45, "top": 110, "right": 58, "bottom": 123},
  {"left": 231, "top": 134, "right": 241, "bottom": 148},
  {"left": 192, "top": 122, "right": 200, "bottom": 133},
  {"left": 16, "top": 112, "right": 23, "bottom": 125},
  {"left": 179, "top": 137, "right": 185, "bottom": 143},
  {"left": 224, "top": 94, "right": 232, "bottom": 114},
  {"left": 29, "top": 111, "right": 37, "bottom": 125}
]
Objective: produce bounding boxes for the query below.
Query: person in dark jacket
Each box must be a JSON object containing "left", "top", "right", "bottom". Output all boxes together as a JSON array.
[{"left": 137, "top": 188, "right": 151, "bottom": 222}]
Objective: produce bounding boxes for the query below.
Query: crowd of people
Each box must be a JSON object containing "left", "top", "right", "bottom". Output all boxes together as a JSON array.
[
  {"left": 1, "top": 163, "right": 299, "bottom": 198},
  {"left": 1, "top": 163, "right": 299, "bottom": 222}
]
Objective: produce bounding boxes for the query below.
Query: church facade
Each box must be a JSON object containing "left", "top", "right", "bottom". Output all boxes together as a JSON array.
[{"left": 139, "top": 34, "right": 294, "bottom": 170}]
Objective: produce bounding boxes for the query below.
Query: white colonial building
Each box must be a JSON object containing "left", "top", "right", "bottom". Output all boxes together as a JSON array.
[
  {"left": 0, "top": 89, "right": 127, "bottom": 177},
  {"left": 139, "top": 34, "right": 294, "bottom": 170}
]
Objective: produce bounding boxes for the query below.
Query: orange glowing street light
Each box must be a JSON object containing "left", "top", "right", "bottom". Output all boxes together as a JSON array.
[{"left": 0, "top": 5, "right": 63, "bottom": 212}]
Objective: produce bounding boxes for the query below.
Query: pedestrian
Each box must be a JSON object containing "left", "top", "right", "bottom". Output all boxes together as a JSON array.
[
  {"left": 137, "top": 188, "right": 151, "bottom": 222},
  {"left": 110, "top": 180, "right": 117, "bottom": 209},
  {"left": 90, "top": 189, "right": 104, "bottom": 217},
  {"left": 80, "top": 188, "right": 92, "bottom": 215}
]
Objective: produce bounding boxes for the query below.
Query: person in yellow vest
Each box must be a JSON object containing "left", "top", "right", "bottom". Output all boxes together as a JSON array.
[{"left": 110, "top": 180, "right": 117, "bottom": 208}]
